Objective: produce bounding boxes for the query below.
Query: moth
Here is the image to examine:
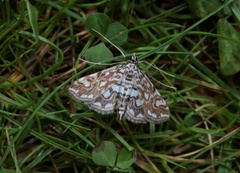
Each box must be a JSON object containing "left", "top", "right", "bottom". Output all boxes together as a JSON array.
[{"left": 68, "top": 54, "right": 170, "bottom": 123}]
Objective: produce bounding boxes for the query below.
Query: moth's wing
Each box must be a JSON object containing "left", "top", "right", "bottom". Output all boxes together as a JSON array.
[
  {"left": 125, "top": 69, "right": 170, "bottom": 123},
  {"left": 138, "top": 70, "right": 170, "bottom": 123},
  {"left": 68, "top": 65, "right": 124, "bottom": 114},
  {"left": 123, "top": 88, "right": 148, "bottom": 123}
]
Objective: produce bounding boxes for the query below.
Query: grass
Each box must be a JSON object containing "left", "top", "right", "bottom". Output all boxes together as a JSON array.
[{"left": 1, "top": 0, "right": 240, "bottom": 172}]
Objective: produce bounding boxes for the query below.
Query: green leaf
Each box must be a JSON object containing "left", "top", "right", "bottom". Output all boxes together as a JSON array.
[
  {"left": 116, "top": 148, "right": 136, "bottom": 169},
  {"left": 25, "top": 0, "right": 39, "bottom": 40},
  {"left": 84, "top": 43, "right": 113, "bottom": 65},
  {"left": 92, "top": 141, "right": 117, "bottom": 167},
  {"left": 85, "top": 12, "right": 111, "bottom": 36},
  {"left": 85, "top": 13, "right": 128, "bottom": 47},
  {"left": 105, "top": 22, "right": 128, "bottom": 46},
  {"left": 217, "top": 18, "right": 240, "bottom": 75}
]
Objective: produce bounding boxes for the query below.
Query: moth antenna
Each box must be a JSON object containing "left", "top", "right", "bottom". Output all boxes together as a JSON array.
[
  {"left": 150, "top": 76, "right": 176, "bottom": 90},
  {"left": 139, "top": 60, "right": 176, "bottom": 90},
  {"left": 92, "top": 28, "right": 126, "bottom": 58},
  {"left": 140, "top": 60, "right": 175, "bottom": 77}
]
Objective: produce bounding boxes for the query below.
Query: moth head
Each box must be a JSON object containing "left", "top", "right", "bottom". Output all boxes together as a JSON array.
[{"left": 130, "top": 53, "right": 138, "bottom": 64}]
